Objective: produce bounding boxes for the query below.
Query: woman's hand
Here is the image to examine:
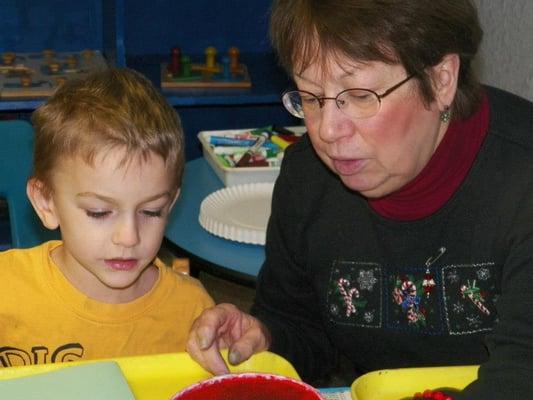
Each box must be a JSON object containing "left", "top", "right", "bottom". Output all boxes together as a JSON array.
[{"left": 186, "top": 303, "right": 272, "bottom": 375}]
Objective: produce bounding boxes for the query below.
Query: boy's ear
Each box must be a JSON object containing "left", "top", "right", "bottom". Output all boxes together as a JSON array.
[
  {"left": 430, "top": 53, "right": 460, "bottom": 112},
  {"left": 26, "top": 178, "right": 60, "bottom": 230}
]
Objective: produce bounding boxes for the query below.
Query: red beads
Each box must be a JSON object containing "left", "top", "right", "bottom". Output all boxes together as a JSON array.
[{"left": 412, "top": 389, "right": 454, "bottom": 400}]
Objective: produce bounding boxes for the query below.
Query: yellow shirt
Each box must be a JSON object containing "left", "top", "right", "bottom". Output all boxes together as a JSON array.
[{"left": 0, "top": 241, "right": 214, "bottom": 367}]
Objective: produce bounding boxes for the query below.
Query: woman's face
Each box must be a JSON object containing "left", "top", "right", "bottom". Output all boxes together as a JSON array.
[{"left": 294, "top": 57, "right": 448, "bottom": 198}]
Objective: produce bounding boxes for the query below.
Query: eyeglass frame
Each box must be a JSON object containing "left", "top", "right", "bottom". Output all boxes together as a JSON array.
[{"left": 282, "top": 73, "right": 416, "bottom": 119}]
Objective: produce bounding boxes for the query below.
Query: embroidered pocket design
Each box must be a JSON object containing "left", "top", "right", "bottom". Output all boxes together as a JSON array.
[
  {"left": 328, "top": 261, "right": 382, "bottom": 328},
  {"left": 387, "top": 269, "right": 444, "bottom": 334},
  {"left": 443, "top": 263, "right": 497, "bottom": 335},
  {"left": 392, "top": 275, "right": 427, "bottom": 327}
]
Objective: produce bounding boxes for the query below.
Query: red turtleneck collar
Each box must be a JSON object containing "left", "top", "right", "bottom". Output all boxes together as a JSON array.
[{"left": 368, "top": 94, "right": 490, "bottom": 221}]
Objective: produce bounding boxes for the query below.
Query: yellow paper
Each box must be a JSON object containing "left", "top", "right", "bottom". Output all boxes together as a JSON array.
[{"left": 0, "top": 350, "right": 300, "bottom": 400}]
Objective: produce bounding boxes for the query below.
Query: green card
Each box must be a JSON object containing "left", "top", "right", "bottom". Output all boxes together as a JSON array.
[{"left": 0, "top": 361, "right": 135, "bottom": 399}]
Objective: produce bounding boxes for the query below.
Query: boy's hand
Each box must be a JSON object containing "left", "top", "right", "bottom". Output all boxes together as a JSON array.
[{"left": 186, "top": 303, "right": 271, "bottom": 375}]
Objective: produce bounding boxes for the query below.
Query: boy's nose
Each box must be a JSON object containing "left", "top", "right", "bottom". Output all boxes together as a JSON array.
[{"left": 112, "top": 217, "right": 140, "bottom": 247}]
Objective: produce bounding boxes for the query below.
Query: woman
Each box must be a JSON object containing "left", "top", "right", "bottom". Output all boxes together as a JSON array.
[{"left": 187, "top": 1, "right": 533, "bottom": 397}]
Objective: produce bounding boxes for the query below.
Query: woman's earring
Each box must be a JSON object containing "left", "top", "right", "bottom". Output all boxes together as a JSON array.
[{"left": 440, "top": 106, "right": 451, "bottom": 123}]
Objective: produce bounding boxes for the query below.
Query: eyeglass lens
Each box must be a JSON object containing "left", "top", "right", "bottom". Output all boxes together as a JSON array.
[{"left": 283, "top": 89, "right": 380, "bottom": 119}]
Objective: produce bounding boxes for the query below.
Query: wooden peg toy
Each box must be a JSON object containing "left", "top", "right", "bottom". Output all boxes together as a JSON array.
[
  {"left": 0, "top": 49, "right": 108, "bottom": 99},
  {"left": 160, "top": 45, "right": 251, "bottom": 89}
]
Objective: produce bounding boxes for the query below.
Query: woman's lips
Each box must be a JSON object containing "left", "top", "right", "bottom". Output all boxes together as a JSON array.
[
  {"left": 332, "top": 158, "right": 367, "bottom": 175},
  {"left": 105, "top": 259, "right": 138, "bottom": 271}
]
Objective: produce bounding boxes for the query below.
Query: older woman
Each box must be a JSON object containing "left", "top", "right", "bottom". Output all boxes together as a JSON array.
[{"left": 187, "top": 1, "right": 533, "bottom": 398}]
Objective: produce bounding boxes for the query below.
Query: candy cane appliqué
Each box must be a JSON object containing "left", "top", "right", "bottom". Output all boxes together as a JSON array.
[
  {"left": 460, "top": 279, "right": 490, "bottom": 316},
  {"left": 338, "top": 278, "right": 360, "bottom": 317}
]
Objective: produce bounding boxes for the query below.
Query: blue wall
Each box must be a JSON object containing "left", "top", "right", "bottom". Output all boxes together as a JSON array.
[
  {"left": 0, "top": 0, "right": 103, "bottom": 53},
  {"left": 124, "top": 0, "right": 273, "bottom": 57}
]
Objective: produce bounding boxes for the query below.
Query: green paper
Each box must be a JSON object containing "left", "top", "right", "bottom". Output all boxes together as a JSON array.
[{"left": 0, "top": 361, "right": 135, "bottom": 400}]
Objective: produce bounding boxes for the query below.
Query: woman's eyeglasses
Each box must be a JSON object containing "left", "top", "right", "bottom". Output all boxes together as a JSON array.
[{"left": 282, "top": 74, "right": 414, "bottom": 120}]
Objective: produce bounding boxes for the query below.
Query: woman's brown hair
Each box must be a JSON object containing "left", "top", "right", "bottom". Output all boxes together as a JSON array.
[{"left": 270, "top": 0, "right": 483, "bottom": 120}]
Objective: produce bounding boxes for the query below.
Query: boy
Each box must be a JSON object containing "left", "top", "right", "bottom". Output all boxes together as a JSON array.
[{"left": 0, "top": 68, "right": 214, "bottom": 367}]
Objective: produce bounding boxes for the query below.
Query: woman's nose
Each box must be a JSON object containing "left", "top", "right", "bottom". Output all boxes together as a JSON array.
[
  {"left": 317, "top": 100, "right": 354, "bottom": 143},
  {"left": 112, "top": 216, "right": 140, "bottom": 247}
]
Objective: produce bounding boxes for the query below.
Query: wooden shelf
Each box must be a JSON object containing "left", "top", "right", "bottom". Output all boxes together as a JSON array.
[{"left": 0, "top": 0, "right": 298, "bottom": 159}]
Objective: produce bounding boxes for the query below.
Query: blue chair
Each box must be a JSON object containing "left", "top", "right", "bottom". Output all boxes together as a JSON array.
[{"left": 0, "top": 120, "right": 57, "bottom": 249}]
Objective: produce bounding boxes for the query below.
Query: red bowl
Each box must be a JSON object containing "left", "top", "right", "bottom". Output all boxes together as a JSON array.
[{"left": 171, "top": 373, "right": 323, "bottom": 400}]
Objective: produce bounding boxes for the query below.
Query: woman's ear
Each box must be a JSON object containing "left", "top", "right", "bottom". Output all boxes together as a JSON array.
[
  {"left": 431, "top": 53, "right": 460, "bottom": 112},
  {"left": 26, "top": 178, "right": 60, "bottom": 230}
]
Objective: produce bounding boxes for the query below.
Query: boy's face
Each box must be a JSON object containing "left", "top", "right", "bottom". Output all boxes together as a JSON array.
[{"left": 33, "top": 148, "right": 179, "bottom": 303}]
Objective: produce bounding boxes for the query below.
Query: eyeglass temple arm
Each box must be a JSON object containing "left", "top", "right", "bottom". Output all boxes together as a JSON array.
[{"left": 379, "top": 74, "right": 415, "bottom": 99}]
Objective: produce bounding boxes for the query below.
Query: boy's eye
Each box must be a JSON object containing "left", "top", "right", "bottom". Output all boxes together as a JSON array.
[
  {"left": 142, "top": 210, "right": 163, "bottom": 218},
  {"left": 86, "top": 210, "right": 111, "bottom": 219}
]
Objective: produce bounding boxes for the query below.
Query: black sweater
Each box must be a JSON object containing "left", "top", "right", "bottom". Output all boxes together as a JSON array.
[{"left": 251, "top": 86, "right": 533, "bottom": 398}]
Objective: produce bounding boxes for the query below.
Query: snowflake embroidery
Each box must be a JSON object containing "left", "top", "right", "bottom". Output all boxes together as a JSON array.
[
  {"left": 476, "top": 267, "right": 491, "bottom": 281},
  {"left": 446, "top": 269, "right": 460, "bottom": 284},
  {"left": 363, "top": 311, "right": 375, "bottom": 323},
  {"left": 329, "top": 304, "right": 340, "bottom": 316},
  {"left": 466, "top": 315, "right": 482, "bottom": 328},
  {"left": 453, "top": 302, "right": 465, "bottom": 314},
  {"left": 357, "top": 269, "right": 378, "bottom": 291}
]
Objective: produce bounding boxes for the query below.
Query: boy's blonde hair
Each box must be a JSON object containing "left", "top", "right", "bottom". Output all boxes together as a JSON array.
[{"left": 31, "top": 67, "right": 185, "bottom": 195}]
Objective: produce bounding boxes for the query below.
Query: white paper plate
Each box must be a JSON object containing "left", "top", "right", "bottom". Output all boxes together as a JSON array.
[{"left": 199, "top": 182, "right": 274, "bottom": 245}]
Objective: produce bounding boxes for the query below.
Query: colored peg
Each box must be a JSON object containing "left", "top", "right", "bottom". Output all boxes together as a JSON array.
[
  {"left": 169, "top": 47, "right": 182, "bottom": 76},
  {"left": 205, "top": 46, "right": 217, "bottom": 69},
  {"left": 228, "top": 47, "right": 240, "bottom": 72}
]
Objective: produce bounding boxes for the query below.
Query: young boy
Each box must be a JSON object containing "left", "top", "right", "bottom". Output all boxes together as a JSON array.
[{"left": 0, "top": 68, "right": 214, "bottom": 368}]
